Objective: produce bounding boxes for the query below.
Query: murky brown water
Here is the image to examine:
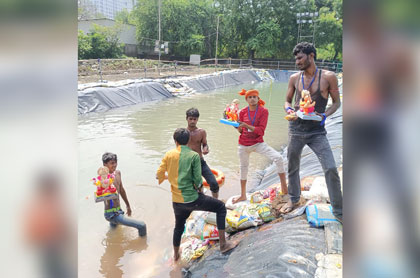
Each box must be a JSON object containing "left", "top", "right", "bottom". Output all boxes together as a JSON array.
[{"left": 78, "top": 81, "right": 289, "bottom": 277}]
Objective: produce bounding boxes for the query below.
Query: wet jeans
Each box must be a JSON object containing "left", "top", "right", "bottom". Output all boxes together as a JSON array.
[
  {"left": 172, "top": 193, "right": 226, "bottom": 247},
  {"left": 201, "top": 158, "right": 219, "bottom": 193},
  {"left": 288, "top": 130, "right": 342, "bottom": 219},
  {"left": 104, "top": 210, "right": 147, "bottom": 236}
]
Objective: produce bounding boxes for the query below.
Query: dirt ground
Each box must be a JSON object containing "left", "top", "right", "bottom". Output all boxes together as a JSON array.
[{"left": 78, "top": 65, "right": 235, "bottom": 84}]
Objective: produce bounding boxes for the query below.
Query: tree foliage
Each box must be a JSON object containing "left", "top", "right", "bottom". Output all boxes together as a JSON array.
[
  {"left": 313, "top": 0, "right": 342, "bottom": 60},
  {"left": 124, "top": 0, "right": 342, "bottom": 60},
  {"left": 78, "top": 24, "right": 125, "bottom": 59},
  {"left": 115, "top": 9, "right": 136, "bottom": 25}
]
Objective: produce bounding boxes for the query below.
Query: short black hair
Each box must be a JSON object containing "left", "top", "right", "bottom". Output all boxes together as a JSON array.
[
  {"left": 102, "top": 152, "right": 117, "bottom": 164},
  {"left": 173, "top": 128, "right": 190, "bottom": 145},
  {"left": 293, "top": 42, "right": 317, "bottom": 60},
  {"left": 186, "top": 107, "right": 199, "bottom": 118}
]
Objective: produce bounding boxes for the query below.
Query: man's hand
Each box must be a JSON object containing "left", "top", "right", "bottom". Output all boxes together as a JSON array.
[
  {"left": 237, "top": 122, "right": 248, "bottom": 130},
  {"left": 126, "top": 206, "right": 132, "bottom": 216},
  {"left": 156, "top": 174, "right": 168, "bottom": 184},
  {"left": 315, "top": 112, "right": 327, "bottom": 126},
  {"left": 202, "top": 145, "right": 209, "bottom": 155}
]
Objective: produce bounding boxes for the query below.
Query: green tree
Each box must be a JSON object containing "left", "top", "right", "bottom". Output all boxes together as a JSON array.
[
  {"left": 78, "top": 30, "right": 92, "bottom": 59},
  {"left": 115, "top": 9, "right": 136, "bottom": 25},
  {"left": 245, "top": 21, "right": 282, "bottom": 58},
  {"left": 316, "top": 5, "right": 342, "bottom": 60},
  {"left": 314, "top": 0, "right": 342, "bottom": 61},
  {"left": 128, "top": 0, "right": 342, "bottom": 60},
  {"left": 217, "top": 0, "right": 299, "bottom": 59},
  {"left": 78, "top": 24, "right": 125, "bottom": 59},
  {"left": 133, "top": 0, "right": 216, "bottom": 57}
]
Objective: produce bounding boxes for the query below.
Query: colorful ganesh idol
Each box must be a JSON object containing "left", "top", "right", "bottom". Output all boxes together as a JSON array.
[
  {"left": 295, "top": 89, "right": 322, "bottom": 121},
  {"left": 300, "top": 89, "right": 316, "bottom": 114},
  {"left": 220, "top": 98, "right": 240, "bottom": 127},
  {"left": 92, "top": 166, "right": 118, "bottom": 202},
  {"left": 224, "top": 98, "right": 240, "bottom": 122}
]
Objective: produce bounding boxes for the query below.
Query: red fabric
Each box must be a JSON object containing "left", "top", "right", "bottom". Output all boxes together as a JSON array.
[{"left": 238, "top": 106, "right": 269, "bottom": 146}]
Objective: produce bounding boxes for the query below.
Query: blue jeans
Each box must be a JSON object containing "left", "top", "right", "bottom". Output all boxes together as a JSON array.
[
  {"left": 288, "top": 123, "right": 342, "bottom": 219},
  {"left": 201, "top": 158, "right": 219, "bottom": 193},
  {"left": 104, "top": 210, "right": 147, "bottom": 236}
]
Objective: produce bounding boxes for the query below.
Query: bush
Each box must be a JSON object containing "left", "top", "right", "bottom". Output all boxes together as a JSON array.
[{"left": 78, "top": 24, "right": 125, "bottom": 59}]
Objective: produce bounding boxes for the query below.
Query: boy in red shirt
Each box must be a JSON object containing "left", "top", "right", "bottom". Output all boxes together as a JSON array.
[{"left": 233, "top": 89, "right": 288, "bottom": 203}]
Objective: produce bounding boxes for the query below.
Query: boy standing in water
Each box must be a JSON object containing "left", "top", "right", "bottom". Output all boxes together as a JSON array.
[
  {"left": 156, "top": 128, "right": 236, "bottom": 262},
  {"left": 186, "top": 108, "right": 220, "bottom": 199},
  {"left": 233, "top": 89, "right": 288, "bottom": 203},
  {"left": 102, "top": 152, "right": 147, "bottom": 236}
]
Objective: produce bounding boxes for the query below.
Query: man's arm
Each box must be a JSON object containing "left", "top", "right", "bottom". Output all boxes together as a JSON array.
[
  {"left": 201, "top": 129, "right": 209, "bottom": 155},
  {"left": 238, "top": 109, "right": 268, "bottom": 136},
  {"left": 156, "top": 155, "right": 168, "bottom": 184},
  {"left": 236, "top": 110, "right": 244, "bottom": 133},
  {"left": 324, "top": 72, "right": 341, "bottom": 117},
  {"left": 115, "top": 170, "right": 132, "bottom": 216},
  {"left": 285, "top": 74, "right": 297, "bottom": 113},
  {"left": 192, "top": 154, "right": 203, "bottom": 191}
]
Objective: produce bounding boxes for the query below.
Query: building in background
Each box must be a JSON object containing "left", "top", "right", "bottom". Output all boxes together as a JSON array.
[{"left": 79, "top": 0, "right": 136, "bottom": 20}]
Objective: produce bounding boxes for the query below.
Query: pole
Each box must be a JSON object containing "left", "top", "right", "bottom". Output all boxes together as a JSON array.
[
  {"left": 215, "top": 15, "right": 219, "bottom": 72},
  {"left": 144, "top": 58, "right": 147, "bottom": 78},
  {"left": 158, "top": 0, "right": 161, "bottom": 76},
  {"left": 98, "top": 58, "right": 103, "bottom": 83},
  {"left": 297, "top": 20, "right": 301, "bottom": 44},
  {"left": 312, "top": 19, "right": 316, "bottom": 46}
]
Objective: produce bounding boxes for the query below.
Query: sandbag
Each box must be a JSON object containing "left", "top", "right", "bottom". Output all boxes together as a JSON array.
[
  {"left": 258, "top": 203, "right": 275, "bottom": 222},
  {"left": 226, "top": 205, "right": 261, "bottom": 230},
  {"left": 184, "top": 217, "right": 206, "bottom": 238},
  {"left": 225, "top": 194, "right": 251, "bottom": 210},
  {"left": 306, "top": 204, "right": 338, "bottom": 227},
  {"left": 201, "top": 224, "right": 219, "bottom": 240}
]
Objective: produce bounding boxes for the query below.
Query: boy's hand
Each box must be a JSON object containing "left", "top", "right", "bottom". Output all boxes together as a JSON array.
[
  {"left": 126, "top": 206, "right": 132, "bottom": 216},
  {"left": 202, "top": 145, "right": 209, "bottom": 155}
]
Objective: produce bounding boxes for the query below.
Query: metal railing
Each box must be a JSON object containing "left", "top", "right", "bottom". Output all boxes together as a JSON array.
[{"left": 78, "top": 58, "right": 342, "bottom": 83}]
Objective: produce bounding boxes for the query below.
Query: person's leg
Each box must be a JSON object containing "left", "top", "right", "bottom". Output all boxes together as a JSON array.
[
  {"left": 172, "top": 202, "right": 192, "bottom": 261},
  {"left": 255, "top": 142, "right": 288, "bottom": 194},
  {"left": 233, "top": 144, "right": 252, "bottom": 203},
  {"left": 112, "top": 213, "right": 147, "bottom": 236},
  {"left": 104, "top": 212, "right": 118, "bottom": 228},
  {"left": 201, "top": 159, "right": 219, "bottom": 199},
  {"left": 193, "top": 194, "right": 237, "bottom": 253},
  {"left": 307, "top": 134, "right": 342, "bottom": 220},
  {"left": 281, "top": 134, "right": 306, "bottom": 213}
]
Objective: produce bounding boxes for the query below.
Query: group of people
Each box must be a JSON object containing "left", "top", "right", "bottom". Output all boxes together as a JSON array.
[{"left": 97, "top": 42, "right": 343, "bottom": 263}]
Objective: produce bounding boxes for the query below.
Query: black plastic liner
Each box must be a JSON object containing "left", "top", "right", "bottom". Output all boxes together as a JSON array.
[
  {"left": 78, "top": 81, "right": 172, "bottom": 114},
  {"left": 183, "top": 70, "right": 262, "bottom": 92},
  {"left": 188, "top": 217, "right": 326, "bottom": 278}
]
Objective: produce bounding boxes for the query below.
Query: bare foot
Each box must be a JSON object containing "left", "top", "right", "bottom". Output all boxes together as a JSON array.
[
  {"left": 232, "top": 195, "right": 247, "bottom": 204},
  {"left": 220, "top": 240, "right": 239, "bottom": 254},
  {"left": 279, "top": 199, "right": 298, "bottom": 214}
]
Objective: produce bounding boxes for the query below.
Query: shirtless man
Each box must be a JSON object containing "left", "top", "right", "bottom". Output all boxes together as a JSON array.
[
  {"left": 102, "top": 152, "right": 147, "bottom": 236},
  {"left": 282, "top": 42, "right": 342, "bottom": 222},
  {"left": 186, "top": 108, "right": 219, "bottom": 199}
]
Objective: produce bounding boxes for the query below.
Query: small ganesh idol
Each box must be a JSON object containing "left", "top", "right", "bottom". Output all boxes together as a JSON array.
[
  {"left": 299, "top": 89, "right": 316, "bottom": 115},
  {"left": 92, "top": 166, "right": 118, "bottom": 202},
  {"left": 223, "top": 99, "right": 240, "bottom": 122}
]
